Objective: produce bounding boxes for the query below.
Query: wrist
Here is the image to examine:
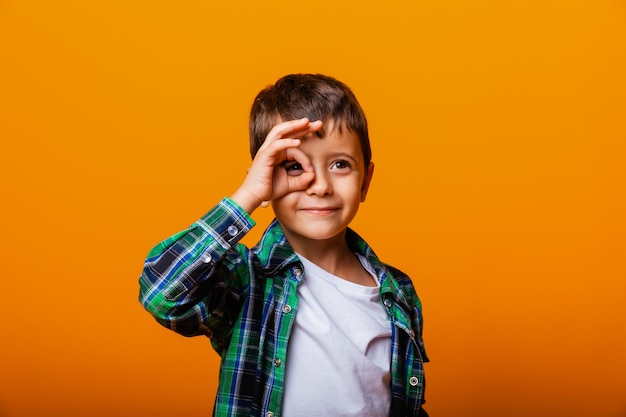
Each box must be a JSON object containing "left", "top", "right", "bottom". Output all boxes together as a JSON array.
[{"left": 230, "top": 187, "right": 263, "bottom": 215}]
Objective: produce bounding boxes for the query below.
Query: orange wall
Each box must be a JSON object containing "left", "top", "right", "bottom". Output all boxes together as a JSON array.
[{"left": 1, "top": 1, "right": 625, "bottom": 416}]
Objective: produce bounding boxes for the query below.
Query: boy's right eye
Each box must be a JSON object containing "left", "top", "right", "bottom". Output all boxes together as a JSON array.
[{"left": 282, "top": 161, "right": 304, "bottom": 176}]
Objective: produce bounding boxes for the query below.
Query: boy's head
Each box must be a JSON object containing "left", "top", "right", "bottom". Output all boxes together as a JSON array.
[{"left": 249, "top": 74, "right": 371, "bottom": 167}]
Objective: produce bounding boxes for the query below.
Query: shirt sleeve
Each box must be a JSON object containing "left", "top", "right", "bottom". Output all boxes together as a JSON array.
[{"left": 138, "top": 197, "right": 255, "bottom": 338}]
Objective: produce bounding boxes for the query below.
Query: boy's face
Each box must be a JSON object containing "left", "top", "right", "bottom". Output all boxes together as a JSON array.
[{"left": 271, "top": 122, "right": 374, "bottom": 247}]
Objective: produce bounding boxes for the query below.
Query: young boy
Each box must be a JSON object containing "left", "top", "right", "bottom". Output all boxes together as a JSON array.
[{"left": 139, "top": 74, "right": 429, "bottom": 416}]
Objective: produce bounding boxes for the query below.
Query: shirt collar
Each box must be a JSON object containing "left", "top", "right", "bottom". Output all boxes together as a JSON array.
[
  {"left": 252, "top": 219, "right": 417, "bottom": 335},
  {"left": 252, "top": 219, "right": 299, "bottom": 276},
  {"left": 253, "top": 219, "right": 396, "bottom": 293}
]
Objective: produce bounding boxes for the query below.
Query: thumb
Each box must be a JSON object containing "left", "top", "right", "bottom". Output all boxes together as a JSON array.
[{"left": 289, "top": 171, "right": 315, "bottom": 192}]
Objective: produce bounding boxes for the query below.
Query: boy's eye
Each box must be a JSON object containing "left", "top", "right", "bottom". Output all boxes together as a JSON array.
[
  {"left": 282, "top": 161, "right": 304, "bottom": 176},
  {"left": 332, "top": 160, "right": 351, "bottom": 170}
]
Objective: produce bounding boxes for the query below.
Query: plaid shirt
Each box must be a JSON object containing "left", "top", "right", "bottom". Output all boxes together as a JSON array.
[{"left": 140, "top": 197, "right": 429, "bottom": 417}]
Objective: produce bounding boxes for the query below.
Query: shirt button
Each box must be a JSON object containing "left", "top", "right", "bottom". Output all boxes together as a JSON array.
[
  {"left": 265, "top": 412, "right": 274, "bottom": 417},
  {"left": 294, "top": 268, "right": 303, "bottom": 277},
  {"left": 409, "top": 376, "right": 421, "bottom": 386},
  {"left": 282, "top": 305, "right": 292, "bottom": 314},
  {"left": 383, "top": 298, "right": 392, "bottom": 308},
  {"left": 202, "top": 254, "right": 212, "bottom": 264},
  {"left": 227, "top": 225, "right": 238, "bottom": 236},
  {"left": 273, "top": 358, "right": 281, "bottom": 367}
]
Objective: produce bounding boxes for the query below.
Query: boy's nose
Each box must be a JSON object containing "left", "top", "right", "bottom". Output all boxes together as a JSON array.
[{"left": 306, "top": 170, "right": 333, "bottom": 196}]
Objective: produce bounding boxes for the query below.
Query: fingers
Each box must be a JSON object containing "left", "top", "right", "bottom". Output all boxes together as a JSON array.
[
  {"left": 273, "top": 168, "right": 315, "bottom": 196},
  {"left": 278, "top": 118, "right": 323, "bottom": 139},
  {"left": 242, "top": 118, "right": 321, "bottom": 205},
  {"left": 259, "top": 118, "right": 323, "bottom": 152},
  {"left": 287, "top": 171, "right": 315, "bottom": 193},
  {"left": 253, "top": 119, "right": 317, "bottom": 172},
  {"left": 272, "top": 117, "right": 323, "bottom": 138},
  {"left": 284, "top": 146, "right": 313, "bottom": 173}
]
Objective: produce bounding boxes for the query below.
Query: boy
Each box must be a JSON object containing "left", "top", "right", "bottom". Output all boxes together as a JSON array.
[{"left": 139, "top": 74, "right": 429, "bottom": 416}]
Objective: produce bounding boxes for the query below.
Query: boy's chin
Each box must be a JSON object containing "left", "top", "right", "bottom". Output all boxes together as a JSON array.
[{"left": 282, "top": 225, "right": 348, "bottom": 244}]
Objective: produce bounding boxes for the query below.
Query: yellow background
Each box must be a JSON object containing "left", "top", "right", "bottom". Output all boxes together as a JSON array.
[{"left": 1, "top": 1, "right": 625, "bottom": 416}]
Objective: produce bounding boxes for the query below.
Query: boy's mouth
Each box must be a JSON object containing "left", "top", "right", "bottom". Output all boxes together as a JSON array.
[{"left": 299, "top": 207, "right": 339, "bottom": 215}]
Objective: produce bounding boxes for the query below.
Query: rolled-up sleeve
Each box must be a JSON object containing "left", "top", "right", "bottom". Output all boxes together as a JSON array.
[{"left": 139, "top": 197, "right": 255, "bottom": 336}]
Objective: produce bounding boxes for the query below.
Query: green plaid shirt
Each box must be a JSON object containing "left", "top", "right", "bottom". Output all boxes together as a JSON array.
[{"left": 140, "top": 197, "right": 429, "bottom": 416}]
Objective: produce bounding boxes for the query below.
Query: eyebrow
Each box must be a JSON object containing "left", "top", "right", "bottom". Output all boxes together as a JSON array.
[{"left": 328, "top": 152, "right": 359, "bottom": 163}]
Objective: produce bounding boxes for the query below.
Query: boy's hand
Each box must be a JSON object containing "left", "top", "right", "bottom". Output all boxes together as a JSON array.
[{"left": 231, "top": 118, "right": 322, "bottom": 214}]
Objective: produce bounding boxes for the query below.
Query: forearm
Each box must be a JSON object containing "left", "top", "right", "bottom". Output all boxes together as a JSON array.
[
  {"left": 138, "top": 197, "right": 255, "bottom": 336},
  {"left": 230, "top": 185, "right": 264, "bottom": 215}
]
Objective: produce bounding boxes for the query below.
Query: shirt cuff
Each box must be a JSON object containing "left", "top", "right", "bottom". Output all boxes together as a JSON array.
[{"left": 195, "top": 197, "right": 256, "bottom": 250}]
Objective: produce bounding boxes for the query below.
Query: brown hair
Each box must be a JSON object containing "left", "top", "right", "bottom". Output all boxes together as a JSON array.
[{"left": 249, "top": 74, "right": 371, "bottom": 166}]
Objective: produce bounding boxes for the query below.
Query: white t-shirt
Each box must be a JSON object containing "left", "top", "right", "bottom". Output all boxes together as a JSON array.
[{"left": 281, "top": 253, "right": 392, "bottom": 416}]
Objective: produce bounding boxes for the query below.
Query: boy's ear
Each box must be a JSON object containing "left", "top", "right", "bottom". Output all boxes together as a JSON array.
[{"left": 360, "top": 162, "right": 375, "bottom": 202}]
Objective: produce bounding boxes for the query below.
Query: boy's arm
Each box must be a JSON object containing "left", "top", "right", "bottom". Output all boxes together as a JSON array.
[
  {"left": 139, "top": 118, "right": 322, "bottom": 337},
  {"left": 139, "top": 197, "right": 254, "bottom": 337}
]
